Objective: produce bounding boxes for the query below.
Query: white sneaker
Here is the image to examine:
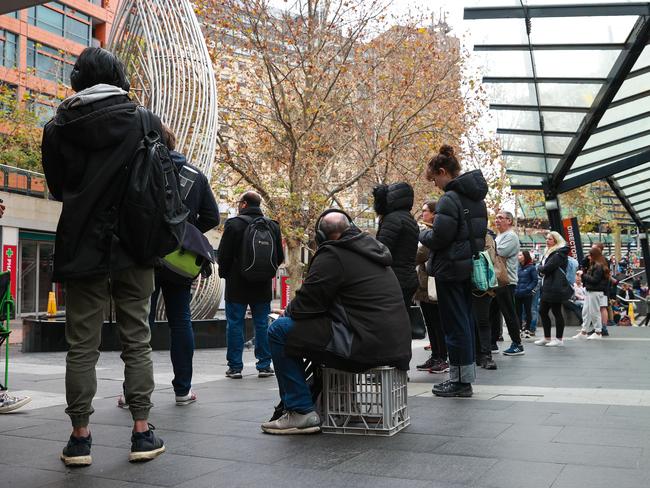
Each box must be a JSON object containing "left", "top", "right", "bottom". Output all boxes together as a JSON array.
[
  {"left": 572, "top": 331, "right": 588, "bottom": 339},
  {"left": 546, "top": 338, "right": 564, "bottom": 347},
  {"left": 534, "top": 338, "right": 550, "bottom": 346},
  {"left": 0, "top": 392, "right": 32, "bottom": 413},
  {"left": 587, "top": 332, "right": 602, "bottom": 340}
]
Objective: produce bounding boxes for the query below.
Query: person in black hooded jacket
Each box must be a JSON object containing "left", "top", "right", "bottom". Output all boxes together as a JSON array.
[
  {"left": 41, "top": 47, "right": 164, "bottom": 466},
  {"left": 260, "top": 210, "right": 411, "bottom": 435},
  {"left": 419, "top": 144, "right": 488, "bottom": 398},
  {"left": 373, "top": 182, "right": 419, "bottom": 308}
]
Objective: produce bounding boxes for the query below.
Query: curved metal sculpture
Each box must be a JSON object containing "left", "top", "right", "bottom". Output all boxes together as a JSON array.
[{"left": 109, "top": 0, "right": 223, "bottom": 319}]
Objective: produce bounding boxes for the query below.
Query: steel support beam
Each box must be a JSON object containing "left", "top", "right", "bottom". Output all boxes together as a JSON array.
[
  {"left": 607, "top": 177, "right": 645, "bottom": 228},
  {"left": 474, "top": 43, "right": 625, "bottom": 51},
  {"left": 639, "top": 237, "right": 650, "bottom": 288},
  {"left": 497, "top": 128, "right": 575, "bottom": 138},
  {"left": 551, "top": 16, "right": 650, "bottom": 191},
  {"left": 465, "top": 4, "right": 650, "bottom": 20},
  {"left": 483, "top": 76, "right": 606, "bottom": 84},
  {"left": 490, "top": 103, "right": 589, "bottom": 113}
]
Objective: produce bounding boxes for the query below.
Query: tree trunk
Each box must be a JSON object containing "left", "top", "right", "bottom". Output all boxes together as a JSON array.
[{"left": 284, "top": 239, "right": 305, "bottom": 302}]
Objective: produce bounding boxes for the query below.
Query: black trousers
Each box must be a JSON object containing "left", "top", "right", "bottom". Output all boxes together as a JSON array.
[
  {"left": 515, "top": 295, "right": 533, "bottom": 330},
  {"left": 472, "top": 293, "right": 493, "bottom": 359},
  {"left": 539, "top": 300, "right": 565, "bottom": 339},
  {"left": 489, "top": 298, "right": 502, "bottom": 346},
  {"left": 421, "top": 301, "right": 447, "bottom": 361},
  {"left": 495, "top": 285, "right": 522, "bottom": 345}
]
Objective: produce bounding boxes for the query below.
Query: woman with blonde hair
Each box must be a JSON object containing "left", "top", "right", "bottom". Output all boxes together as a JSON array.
[{"left": 535, "top": 231, "right": 574, "bottom": 346}]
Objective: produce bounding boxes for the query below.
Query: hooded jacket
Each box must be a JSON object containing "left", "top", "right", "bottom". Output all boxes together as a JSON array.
[
  {"left": 374, "top": 182, "right": 419, "bottom": 292},
  {"left": 538, "top": 245, "right": 574, "bottom": 303},
  {"left": 285, "top": 227, "right": 412, "bottom": 371},
  {"left": 581, "top": 262, "right": 609, "bottom": 293},
  {"left": 515, "top": 263, "right": 538, "bottom": 297},
  {"left": 419, "top": 170, "right": 488, "bottom": 282},
  {"left": 42, "top": 85, "right": 156, "bottom": 282}
]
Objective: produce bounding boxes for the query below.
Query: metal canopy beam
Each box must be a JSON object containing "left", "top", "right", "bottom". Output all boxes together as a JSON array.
[
  {"left": 511, "top": 184, "right": 544, "bottom": 190},
  {"left": 507, "top": 169, "right": 549, "bottom": 177},
  {"left": 607, "top": 177, "right": 646, "bottom": 228},
  {"left": 497, "top": 128, "right": 575, "bottom": 138},
  {"left": 568, "top": 147, "right": 650, "bottom": 177},
  {"left": 474, "top": 43, "right": 625, "bottom": 51},
  {"left": 558, "top": 149, "right": 650, "bottom": 193},
  {"left": 490, "top": 103, "right": 589, "bottom": 113},
  {"left": 484, "top": 76, "right": 606, "bottom": 84},
  {"left": 593, "top": 110, "right": 650, "bottom": 134},
  {"left": 502, "top": 150, "right": 564, "bottom": 159},
  {"left": 550, "top": 16, "right": 650, "bottom": 191},
  {"left": 581, "top": 129, "right": 650, "bottom": 155},
  {"left": 464, "top": 4, "right": 650, "bottom": 20},
  {"left": 628, "top": 196, "right": 650, "bottom": 207}
]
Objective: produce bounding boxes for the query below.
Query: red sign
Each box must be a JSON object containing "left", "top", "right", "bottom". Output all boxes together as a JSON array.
[
  {"left": 281, "top": 276, "right": 290, "bottom": 309},
  {"left": 2, "top": 245, "right": 17, "bottom": 299}
]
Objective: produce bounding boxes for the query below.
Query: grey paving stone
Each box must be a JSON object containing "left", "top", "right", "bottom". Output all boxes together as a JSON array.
[
  {"left": 40, "top": 475, "right": 131, "bottom": 488},
  {"left": 0, "top": 463, "right": 67, "bottom": 487},
  {"left": 273, "top": 443, "right": 367, "bottom": 470},
  {"left": 435, "top": 437, "right": 641, "bottom": 469},
  {"left": 551, "top": 464, "right": 650, "bottom": 488},
  {"left": 478, "top": 459, "right": 564, "bottom": 488},
  {"left": 0, "top": 415, "right": 53, "bottom": 433},
  {"left": 553, "top": 425, "right": 650, "bottom": 448},
  {"left": 331, "top": 448, "right": 498, "bottom": 483},
  {"left": 406, "top": 415, "right": 512, "bottom": 438},
  {"left": 496, "top": 424, "right": 563, "bottom": 442}
]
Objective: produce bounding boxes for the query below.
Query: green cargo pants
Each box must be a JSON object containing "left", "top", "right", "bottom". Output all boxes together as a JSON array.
[{"left": 64, "top": 266, "right": 155, "bottom": 427}]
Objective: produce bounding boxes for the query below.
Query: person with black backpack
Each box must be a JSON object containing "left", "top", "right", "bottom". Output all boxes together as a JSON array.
[
  {"left": 41, "top": 47, "right": 165, "bottom": 466},
  {"left": 217, "top": 191, "right": 284, "bottom": 379}
]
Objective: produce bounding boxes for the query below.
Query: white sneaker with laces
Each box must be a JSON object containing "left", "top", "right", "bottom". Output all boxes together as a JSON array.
[
  {"left": 175, "top": 390, "right": 197, "bottom": 406},
  {"left": 546, "top": 338, "right": 564, "bottom": 347},
  {"left": 0, "top": 392, "right": 32, "bottom": 413},
  {"left": 572, "top": 331, "right": 588, "bottom": 339},
  {"left": 534, "top": 338, "right": 550, "bottom": 346},
  {"left": 588, "top": 332, "right": 602, "bottom": 340}
]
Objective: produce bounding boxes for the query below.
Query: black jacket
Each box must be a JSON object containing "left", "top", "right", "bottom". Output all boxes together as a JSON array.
[
  {"left": 419, "top": 170, "right": 488, "bottom": 282},
  {"left": 285, "top": 227, "right": 412, "bottom": 371},
  {"left": 217, "top": 206, "right": 284, "bottom": 304},
  {"left": 582, "top": 263, "right": 609, "bottom": 292},
  {"left": 374, "top": 182, "right": 419, "bottom": 291},
  {"left": 42, "top": 93, "right": 153, "bottom": 282},
  {"left": 538, "top": 246, "right": 574, "bottom": 303}
]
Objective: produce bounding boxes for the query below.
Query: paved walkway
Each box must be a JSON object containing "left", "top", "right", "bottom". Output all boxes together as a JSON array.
[{"left": 2, "top": 324, "right": 650, "bottom": 487}]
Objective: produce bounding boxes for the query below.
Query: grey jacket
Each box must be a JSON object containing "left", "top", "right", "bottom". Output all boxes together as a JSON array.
[{"left": 496, "top": 230, "right": 519, "bottom": 285}]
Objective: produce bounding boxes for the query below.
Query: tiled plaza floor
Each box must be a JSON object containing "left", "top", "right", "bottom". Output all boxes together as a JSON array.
[{"left": 2, "top": 324, "right": 650, "bottom": 487}]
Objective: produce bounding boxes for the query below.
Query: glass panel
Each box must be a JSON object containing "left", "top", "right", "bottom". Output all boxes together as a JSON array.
[
  {"left": 504, "top": 155, "right": 560, "bottom": 174},
  {"left": 468, "top": 18, "right": 528, "bottom": 46},
  {"left": 66, "top": 16, "right": 91, "bottom": 46},
  {"left": 494, "top": 109, "right": 540, "bottom": 130},
  {"left": 616, "top": 161, "right": 650, "bottom": 179},
  {"left": 534, "top": 50, "right": 621, "bottom": 78},
  {"left": 618, "top": 180, "right": 650, "bottom": 193},
  {"left": 540, "top": 111, "right": 585, "bottom": 132},
  {"left": 33, "top": 5, "right": 64, "bottom": 37},
  {"left": 476, "top": 50, "right": 533, "bottom": 77},
  {"left": 499, "top": 134, "right": 544, "bottom": 153},
  {"left": 573, "top": 135, "right": 650, "bottom": 169},
  {"left": 486, "top": 82, "right": 537, "bottom": 105},
  {"left": 530, "top": 16, "right": 637, "bottom": 44},
  {"left": 38, "top": 243, "right": 54, "bottom": 313},
  {"left": 587, "top": 118, "right": 650, "bottom": 149},
  {"left": 631, "top": 45, "right": 650, "bottom": 72},
  {"left": 598, "top": 96, "right": 650, "bottom": 127},
  {"left": 544, "top": 136, "right": 572, "bottom": 154},
  {"left": 537, "top": 83, "right": 601, "bottom": 107},
  {"left": 0, "top": 30, "right": 17, "bottom": 68},
  {"left": 20, "top": 241, "right": 37, "bottom": 315},
  {"left": 617, "top": 166, "right": 650, "bottom": 186},
  {"left": 613, "top": 72, "right": 650, "bottom": 102},
  {"left": 508, "top": 174, "right": 544, "bottom": 187}
]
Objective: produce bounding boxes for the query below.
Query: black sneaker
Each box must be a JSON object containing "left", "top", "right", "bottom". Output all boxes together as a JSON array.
[
  {"left": 432, "top": 381, "right": 473, "bottom": 398},
  {"left": 482, "top": 357, "right": 497, "bottom": 370},
  {"left": 258, "top": 367, "right": 275, "bottom": 378},
  {"left": 416, "top": 357, "right": 436, "bottom": 371},
  {"left": 225, "top": 368, "right": 242, "bottom": 379},
  {"left": 129, "top": 424, "right": 165, "bottom": 463},
  {"left": 60, "top": 433, "right": 92, "bottom": 466}
]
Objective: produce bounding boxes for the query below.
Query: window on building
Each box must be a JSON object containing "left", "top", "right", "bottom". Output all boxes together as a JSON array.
[
  {"left": 4, "top": 11, "right": 19, "bottom": 19},
  {"left": 28, "top": 2, "right": 92, "bottom": 46},
  {"left": 0, "top": 30, "right": 18, "bottom": 68},
  {"left": 26, "top": 39, "right": 77, "bottom": 84},
  {"left": 25, "top": 90, "right": 59, "bottom": 126}
]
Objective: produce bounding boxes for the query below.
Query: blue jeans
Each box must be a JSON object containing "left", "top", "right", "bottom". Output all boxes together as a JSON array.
[
  {"left": 149, "top": 281, "right": 194, "bottom": 396},
  {"left": 529, "top": 288, "right": 541, "bottom": 332},
  {"left": 225, "top": 301, "right": 271, "bottom": 371},
  {"left": 267, "top": 316, "right": 314, "bottom": 414}
]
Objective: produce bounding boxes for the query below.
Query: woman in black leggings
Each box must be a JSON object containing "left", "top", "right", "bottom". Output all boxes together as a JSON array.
[{"left": 536, "top": 231, "right": 574, "bottom": 347}]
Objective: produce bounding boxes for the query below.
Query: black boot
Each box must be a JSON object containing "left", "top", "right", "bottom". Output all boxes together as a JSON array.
[
  {"left": 483, "top": 356, "right": 497, "bottom": 370},
  {"left": 432, "top": 381, "right": 473, "bottom": 398}
]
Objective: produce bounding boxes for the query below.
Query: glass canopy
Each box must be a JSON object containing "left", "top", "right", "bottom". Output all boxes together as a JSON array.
[{"left": 465, "top": 1, "right": 650, "bottom": 228}]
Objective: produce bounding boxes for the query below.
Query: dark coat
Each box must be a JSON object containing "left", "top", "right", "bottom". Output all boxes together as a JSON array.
[
  {"left": 217, "top": 206, "right": 284, "bottom": 304},
  {"left": 285, "top": 227, "right": 412, "bottom": 371},
  {"left": 582, "top": 263, "right": 609, "bottom": 292},
  {"left": 419, "top": 170, "right": 488, "bottom": 282},
  {"left": 42, "top": 94, "right": 153, "bottom": 282},
  {"left": 374, "top": 182, "right": 419, "bottom": 292},
  {"left": 538, "top": 246, "right": 574, "bottom": 303},
  {"left": 515, "top": 263, "right": 538, "bottom": 297}
]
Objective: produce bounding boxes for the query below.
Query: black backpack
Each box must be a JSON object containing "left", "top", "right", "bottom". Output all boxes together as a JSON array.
[
  {"left": 117, "top": 107, "right": 189, "bottom": 264},
  {"left": 237, "top": 215, "right": 279, "bottom": 282}
]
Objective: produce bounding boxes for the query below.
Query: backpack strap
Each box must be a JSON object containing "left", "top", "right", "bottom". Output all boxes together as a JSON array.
[{"left": 449, "top": 191, "right": 478, "bottom": 258}]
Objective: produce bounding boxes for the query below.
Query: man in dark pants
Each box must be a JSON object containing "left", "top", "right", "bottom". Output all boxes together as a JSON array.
[
  {"left": 494, "top": 211, "right": 524, "bottom": 356},
  {"left": 42, "top": 47, "right": 164, "bottom": 466},
  {"left": 217, "top": 191, "right": 284, "bottom": 379}
]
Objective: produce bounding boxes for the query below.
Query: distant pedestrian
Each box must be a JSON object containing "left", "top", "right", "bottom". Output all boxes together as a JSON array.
[
  {"left": 515, "top": 250, "right": 538, "bottom": 338},
  {"left": 217, "top": 191, "right": 283, "bottom": 379},
  {"left": 472, "top": 230, "right": 498, "bottom": 370},
  {"left": 572, "top": 247, "right": 610, "bottom": 340}
]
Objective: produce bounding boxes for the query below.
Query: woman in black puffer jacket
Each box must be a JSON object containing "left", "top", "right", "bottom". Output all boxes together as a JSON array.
[
  {"left": 374, "top": 181, "right": 419, "bottom": 308},
  {"left": 420, "top": 144, "right": 488, "bottom": 398}
]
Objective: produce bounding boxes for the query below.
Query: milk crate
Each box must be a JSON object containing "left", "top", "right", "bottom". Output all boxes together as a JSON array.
[{"left": 321, "top": 366, "right": 409, "bottom": 436}]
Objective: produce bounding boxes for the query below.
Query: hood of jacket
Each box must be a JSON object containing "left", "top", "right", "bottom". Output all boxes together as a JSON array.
[
  {"left": 373, "top": 182, "right": 414, "bottom": 214},
  {"left": 547, "top": 245, "right": 570, "bottom": 260},
  {"left": 445, "top": 169, "right": 488, "bottom": 202},
  {"left": 321, "top": 227, "right": 392, "bottom": 266},
  {"left": 53, "top": 84, "right": 136, "bottom": 151},
  {"left": 170, "top": 150, "right": 187, "bottom": 170}
]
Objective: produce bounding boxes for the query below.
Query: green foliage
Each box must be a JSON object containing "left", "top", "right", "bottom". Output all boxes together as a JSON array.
[{"left": 0, "top": 85, "right": 44, "bottom": 173}]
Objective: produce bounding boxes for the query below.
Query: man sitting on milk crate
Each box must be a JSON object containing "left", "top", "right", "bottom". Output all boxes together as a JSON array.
[{"left": 261, "top": 209, "right": 412, "bottom": 435}]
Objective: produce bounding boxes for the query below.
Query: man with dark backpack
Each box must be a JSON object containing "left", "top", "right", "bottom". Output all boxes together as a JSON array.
[
  {"left": 41, "top": 47, "right": 165, "bottom": 466},
  {"left": 218, "top": 191, "right": 284, "bottom": 379}
]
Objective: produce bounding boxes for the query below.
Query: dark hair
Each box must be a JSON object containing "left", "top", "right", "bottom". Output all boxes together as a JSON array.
[
  {"left": 70, "top": 47, "right": 130, "bottom": 92},
  {"left": 426, "top": 144, "right": 461, "bottom": 181},
  {"left": 521, "top": 250, "right": 533, "bottom": 266},
  {"left": 372, "top": 184, "right": 388, "bottom": 215},
  {"left": 161, "top": 124, "right": 176, "bottom": 151},
  {"left": 423, "top": 200, "right": 437, "bottom": 213},
  {"left": 589, "top": 246, "right": 610, "bottom": 280},
  {"left": 240, "top": 191, "right": 262, "bottom": 207}
]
